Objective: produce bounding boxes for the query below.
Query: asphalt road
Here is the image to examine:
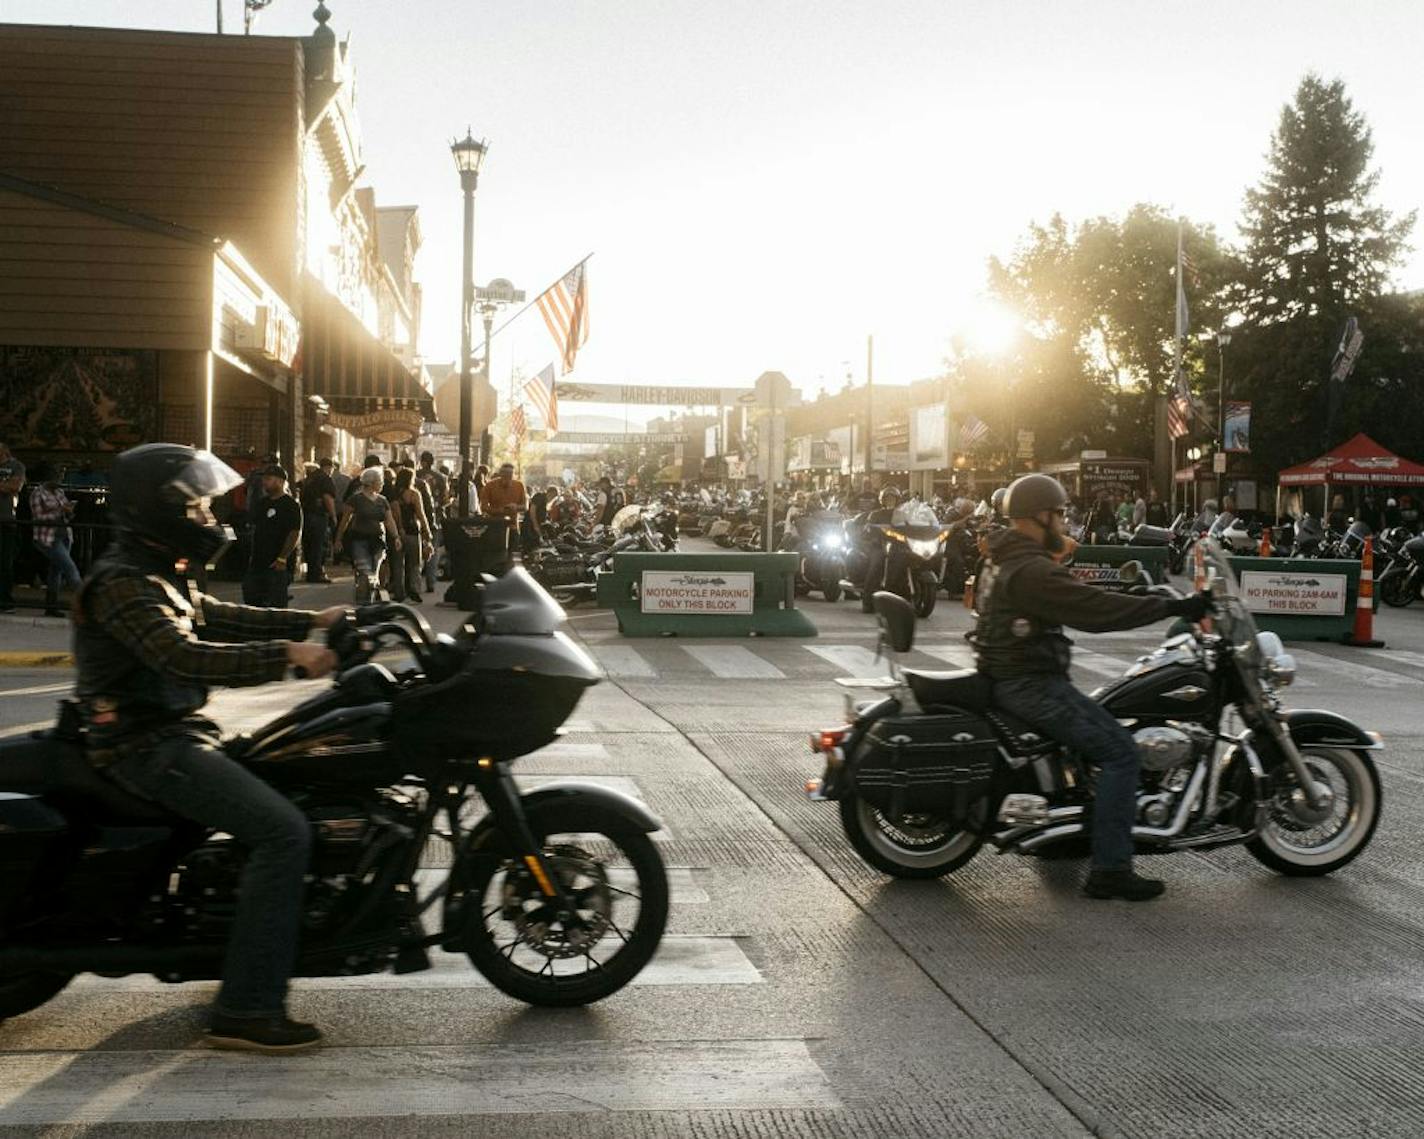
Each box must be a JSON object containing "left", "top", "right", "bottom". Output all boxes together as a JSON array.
[{"left": 1, "top": 557, "right": 1423, "bottom": 1136}]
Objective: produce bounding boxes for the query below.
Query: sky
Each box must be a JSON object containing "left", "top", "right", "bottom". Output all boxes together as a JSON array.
[{"left": 4, "top": 0, "right": 1422, "bottom": 420}]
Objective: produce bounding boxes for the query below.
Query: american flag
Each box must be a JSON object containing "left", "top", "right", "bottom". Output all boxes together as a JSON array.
[
  {"left": 509, "top": 404, "right": 527, "bottom": 445},
  {"left": 536, "top": 260, "right": 590, "bottom": 374},
  {"left": 1167, "top": 395, "right": 1189, "bottom": 440},
  {"left": 524, "top": 364, "right": 558, "bottom": 435},
  {"left": 960, "top": 414, "right": 990, "bottom": 448}
]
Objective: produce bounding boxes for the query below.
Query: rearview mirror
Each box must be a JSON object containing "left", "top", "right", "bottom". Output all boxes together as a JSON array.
[{"left": 872, "top": 591, "right": 916, "bottom": 653}]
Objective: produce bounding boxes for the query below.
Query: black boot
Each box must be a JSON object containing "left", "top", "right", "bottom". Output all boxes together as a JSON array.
[
  {"left": 1083, "top": 867, "right": 1165, "bottom": 901},
  {"left": 205, "top": 1013, "right": 323, "bottom": 1053}
]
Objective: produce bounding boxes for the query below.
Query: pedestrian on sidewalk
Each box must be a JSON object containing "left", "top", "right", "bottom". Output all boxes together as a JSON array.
[
  {"left": 334, "top": 468, "right": 401, "bottom": 604},
  {"left": 243, "top": 466, "right": 302, "bottom": 608},
  {"left": 299, "top": 459, "right": 337, "bottom": 583},
  {"left": 28, "top": 462, "right": 80, "bottom": 617},
  {"left": 0, "top": 439, "right": 26, "bottom": 612},
  {"left": 389, "top": 466, "right": 431, "bottom": 604}
]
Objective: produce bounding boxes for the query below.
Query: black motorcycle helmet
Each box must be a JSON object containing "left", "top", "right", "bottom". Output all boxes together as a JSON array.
[
  {"left": 109, "top": 443, "right": 243, "bottom": 563},
  {"left": 990, "top": 486, "right": 1009, "bottom": 516},
  {"left": 1004, "top": 473, "right": 1069, "bottom": 519},
  {"left": 878, "top": 486, "right": 902, "bottom": 508}
]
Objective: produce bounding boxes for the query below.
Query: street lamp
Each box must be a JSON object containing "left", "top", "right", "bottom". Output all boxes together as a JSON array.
[
  {"left": 1216, "top": 329, "right": 1233, "bottom": 452},
  {"left": 451, "top": 129, "right": 488, "bottom": 517}
]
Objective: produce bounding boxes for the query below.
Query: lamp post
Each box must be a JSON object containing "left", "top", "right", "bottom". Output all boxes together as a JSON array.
[
  {"left": 450, "top": 129, "right": 488, "bottom": 517},
  {"left": 1216, "top": 329, "right": 1232, "bottom": 451}
]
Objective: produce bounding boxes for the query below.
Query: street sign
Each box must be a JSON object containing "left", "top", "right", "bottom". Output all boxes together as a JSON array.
[
  {"left": 475, "top": 278, "right": 525, "bottom": 304},
  {"left": 1213, "top": 451, "right": 1228, "bottom": 473},
  {"left": 1017, "top": 429, "right": 1035, "bottom": 459}
]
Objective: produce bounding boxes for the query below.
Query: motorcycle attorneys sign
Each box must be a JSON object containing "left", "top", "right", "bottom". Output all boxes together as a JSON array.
[
  {"left": 640, "top": 570, "right": 755, "bottom": 615},
  {"left": 1239, "top": 570, "right": 1347, "bottom": 616}
]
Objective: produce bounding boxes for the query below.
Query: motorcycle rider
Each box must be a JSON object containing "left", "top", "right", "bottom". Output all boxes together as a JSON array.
[
  {"left": 73, "top": 444, "right": 347, "bottom": 1052},
  {"left": 859, "top": 485, "right": 906, "bottom": 613},
  {"left": 971, "top": 473, "right": 1211, "bottom": 901}
]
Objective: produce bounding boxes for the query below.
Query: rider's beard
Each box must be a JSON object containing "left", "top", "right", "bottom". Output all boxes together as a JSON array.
[{"left": 1042, "top": 524, "right": 1066, "bottom": 554}]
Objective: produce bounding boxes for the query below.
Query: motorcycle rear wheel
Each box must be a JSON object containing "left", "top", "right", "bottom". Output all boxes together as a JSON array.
[
  {"left": 838, "top": 795, "right": 981, "bottom": 878},
  {"left": 0, "top": 971, "right": 73, "bottom": 1021},
  {"left": 1379, "top": 570, "right": 1416, "bottom": 608},
  {"left": 1245, "top": 746, "right": 1381, "bottom": 876},
  {"left": 462, "top": 805, "right": 669, "bottom": 1006}
]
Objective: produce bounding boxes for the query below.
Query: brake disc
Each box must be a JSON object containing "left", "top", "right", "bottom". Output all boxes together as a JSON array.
[{"left": 505, "top": 844, "right": 613, "bottom": 959}]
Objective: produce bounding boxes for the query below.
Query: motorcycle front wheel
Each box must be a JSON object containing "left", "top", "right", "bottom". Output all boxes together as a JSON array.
[
  {"left": 1378, "top": 568, "right": 1416, "bottom": 608},
  {"left": 913, "top": 579, "right": 938, "bottom": 618},
  {"left": 821, "top": 580, "right": 842, "bottom": 603},
  {"left": 461, "top": 804, "right": 669, "bottom": 1006},
  {"left": 1246, "top": 746, "right": 1381, "bottom": 876},
  {"left": 838, "top": 795, "right": 982, "bottom": 878}
]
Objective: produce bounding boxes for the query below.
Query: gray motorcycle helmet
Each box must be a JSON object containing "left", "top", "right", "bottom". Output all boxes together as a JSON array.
[{"left": 1004, "top": 474, "right": 1068, "bottom": 519}]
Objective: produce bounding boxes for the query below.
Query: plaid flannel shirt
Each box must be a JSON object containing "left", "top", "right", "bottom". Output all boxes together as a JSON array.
[{"left": 29, "top": 484, "right": 71, "bottom": 548}]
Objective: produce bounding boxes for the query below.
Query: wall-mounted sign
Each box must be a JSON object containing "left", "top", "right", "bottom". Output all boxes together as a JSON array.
[
  {"left": 327, "top": 408, "right": 425, "bottom": 444},
  {"left": 640, "top": 570, "right": 755, "bottom": 615},
  {"left": 1239, "top": 570, "right": 1347, "bottom": 616}
]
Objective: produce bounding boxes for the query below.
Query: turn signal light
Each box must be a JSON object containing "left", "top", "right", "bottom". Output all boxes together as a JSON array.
[{"left": 810, "top": 727, "right": 850, "bottom": 753}]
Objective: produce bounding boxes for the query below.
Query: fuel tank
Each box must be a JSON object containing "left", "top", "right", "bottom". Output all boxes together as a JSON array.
[
  {"left": 1096, "top": 656, "right": 1216, "bottom": 723},
  {"left": 237, "top": 702, "right": 396, "bottom": 786}
]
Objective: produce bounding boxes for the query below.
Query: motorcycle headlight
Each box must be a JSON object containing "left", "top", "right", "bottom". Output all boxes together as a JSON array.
[
  {"left": 1265, "top": 653, "right": 1296, "bottom": 687},
  {"left": 908, "top": 538, "right": 941, "bottom": 559},
  {"left": 822, "top": 533, "right": 844, "bottom": 550}
]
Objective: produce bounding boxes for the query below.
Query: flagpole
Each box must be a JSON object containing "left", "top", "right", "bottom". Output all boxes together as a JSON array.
[{"left": 487, "top": 252, "right": 594, "bottom": 344}]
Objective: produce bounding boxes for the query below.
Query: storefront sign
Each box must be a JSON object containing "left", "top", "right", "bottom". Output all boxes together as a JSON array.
[
  {"left": 327, "top": 408, "right": 425, "bottom": 444},
  {"left": 1240, "top": 570, "right": 1347, "bottom": 616},
  {"left": 558, "top": 382, "right": 751, "bottom": 406},
  {"left": 640, "top": 570, "right": 755, "bottom": 615}
]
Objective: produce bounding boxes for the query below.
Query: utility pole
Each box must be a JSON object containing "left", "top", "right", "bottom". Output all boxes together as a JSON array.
[
  {"left": 864, "top": 334, "right": 874, "bottom": 482},
  {"left": 215, "top": 0, "right": 223, "bottom": 32}
]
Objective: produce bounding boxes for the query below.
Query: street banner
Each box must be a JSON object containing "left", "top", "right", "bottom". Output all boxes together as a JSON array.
[
  {"left": 1240, "top": 570, "right": 1347, "bottom": 616},
  {"left": 550, "top": 431, "right": 688, "bottom": 445},
  {"left": 557, "top": 382, "right": 752, "bottom": 406},
  {"left": 640, "top": 570, "right": 754, "bottom": 615},
  {"left": 910, "top": 403, "right": 948, "bottom": 470},
  {"left": 1330, "top": 315, "right": 1365, "bottom": 383},
  {"left": 1224, "top": 401, "right": 1251, "bottom": 452}
]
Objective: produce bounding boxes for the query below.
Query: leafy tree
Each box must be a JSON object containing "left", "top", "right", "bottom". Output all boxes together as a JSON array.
[{"left": 1234, "top": 74, "right": 1416, "bottom": 466}]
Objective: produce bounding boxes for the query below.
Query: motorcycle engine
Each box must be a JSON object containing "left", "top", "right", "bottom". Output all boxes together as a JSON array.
[
  {"left": 1133, "top": 726, "right": 1194, "bottom": 772},
  {"left": 1132, "top": 725, "right": 1214, "bottom": 826},
  {"left": 170, "top": 790, "right": 421, "bottom": 939}
]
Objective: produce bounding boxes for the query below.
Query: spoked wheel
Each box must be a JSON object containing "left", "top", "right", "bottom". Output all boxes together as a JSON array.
[
  {"left": 1379, "top": 570, "right": 1417, "bottom": 608},
  {"left": 838, "top": 795, "right": 982, "bottom": 878},
  {"left": 1246, "top": 747, "right": 1381, "bottom": 876},
  {"left": 462, "top": 806, "right": 668, "bottom": 1006},
  {"left": 0, "top": 970, "right": 73, "bottom": 1021}
]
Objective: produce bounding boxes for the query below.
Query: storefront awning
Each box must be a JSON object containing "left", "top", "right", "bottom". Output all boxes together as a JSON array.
[{"left": 300, "top": 276, "right": 432, "bottom": 417}]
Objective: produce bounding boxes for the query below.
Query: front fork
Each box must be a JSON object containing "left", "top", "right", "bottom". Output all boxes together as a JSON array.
[{"left": 472, "top": 763, "right": 587, "bottom": 923}]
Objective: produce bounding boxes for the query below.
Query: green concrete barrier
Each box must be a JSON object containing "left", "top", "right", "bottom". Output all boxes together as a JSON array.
[
  {"left": 1224, "top": 556, "right": 1363, "bottom": 642},
  {"left": 596, "top": 552, "right": 818, "bottom": 637},
  {"left": 1069, "top": 545, "right": 1170, "bottom": 590}
]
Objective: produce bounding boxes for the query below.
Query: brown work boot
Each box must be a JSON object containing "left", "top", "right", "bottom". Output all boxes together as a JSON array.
[
  {"left": 1083, "top": 867, "right": 1166, "bottom": 901},
  {"left": 205, "top": 1013, "right": 323, "bottom": 1054}
]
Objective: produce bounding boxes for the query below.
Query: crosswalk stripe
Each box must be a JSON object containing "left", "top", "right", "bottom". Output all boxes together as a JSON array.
[
  {"left": 0, "top": 682, "right": 71, "bottom": 698},
  {"left": 1292, "top": 650, "right": 1424, "bottom": 690},
  {"left": 0, "top": 1039, "right": 836, "bottom": 1123},
  {"left": 1370, "top": 649, "right": 1424, "bottom": 675},
  {"left": 917, "top": 642, "right": 975, "bottom": 668},
  {"left": 682, "top": 645, "right": 786, "bottom": 679},
  {"left": 1072, "top": 651, "right": 1133, "bottom": 679},
  {"left": 70, "top": 935, "right": 759, "bottom": 994},
  {"left": 591, "top": 645, "right": 656, "bottom": 678},
  {"left": 525, "top": 741, "right": 612, "bottom": 763},
  {"left": 803, "top": 644, "right": 885, "bottom": 676}
]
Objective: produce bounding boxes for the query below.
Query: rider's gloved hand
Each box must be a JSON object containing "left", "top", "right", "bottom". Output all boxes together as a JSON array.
[{"left": 1165, "top": 593, "right": 1213, "bottom": 623}]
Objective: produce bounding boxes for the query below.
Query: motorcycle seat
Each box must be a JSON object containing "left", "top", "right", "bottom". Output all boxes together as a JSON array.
[
  {"left": 0, "top": 730, "right": 175, "bottom": 823},
  {"left": 902, "top": 670, "right": 1053, "bottom": 756}
]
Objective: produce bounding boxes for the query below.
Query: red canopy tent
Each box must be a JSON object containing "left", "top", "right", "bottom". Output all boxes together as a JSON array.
[
  {"left": 1278, "top": 433, "right": 1424, "bottom": 487},
  {"left": 1275, "top": 433, "right": 1424, "bottom": 521}
]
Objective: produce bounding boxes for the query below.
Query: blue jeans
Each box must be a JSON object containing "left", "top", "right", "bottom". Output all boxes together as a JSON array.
[
  {"left": 108, "top": 729, "right": 311, "bottom": 1016},
  {"left": 348, "top": 537, "right": 385, "bottom": 604},
  {"left": 37, "top": 533, "right": 81, "bottom": 598},
  {"left": 993, "top": 674, "right": 1140, "bottom": 871}
]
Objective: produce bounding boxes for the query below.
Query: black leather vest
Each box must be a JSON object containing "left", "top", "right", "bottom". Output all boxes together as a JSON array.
[{"left": 971, "top": 551, "right": 1073, "bottom": 679}]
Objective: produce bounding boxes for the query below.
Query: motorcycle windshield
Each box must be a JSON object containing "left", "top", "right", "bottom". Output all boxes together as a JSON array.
[
  {"left": 610, "top": 504, "right": 644, "bottom": 534},
  {"left": 1202, "top": 540, "right": 1262, "bottom": 676},
  {"left": 1207, "top": 511, "right": 1235, "bottom": 539}
]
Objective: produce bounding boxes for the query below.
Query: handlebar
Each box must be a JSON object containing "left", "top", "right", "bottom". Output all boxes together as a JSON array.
[{"left": 295, "top": 602, "right": 449, "bottom": 679}]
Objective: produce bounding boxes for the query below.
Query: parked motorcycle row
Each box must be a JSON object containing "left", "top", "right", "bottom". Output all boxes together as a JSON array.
[{"left": 524, "top": 495, "right": 680, "bottom": 605}]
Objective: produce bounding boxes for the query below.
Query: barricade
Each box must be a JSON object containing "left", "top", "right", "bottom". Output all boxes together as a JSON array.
[
  {"left": 1068, "top": 544, "right": 1170, "bottom": 591},
  {"left": 596, "top": 551, "right": 818, "bottom": 637},
  {"left": 1222, "top": 555, "right": 1366, "bottom": 643}
]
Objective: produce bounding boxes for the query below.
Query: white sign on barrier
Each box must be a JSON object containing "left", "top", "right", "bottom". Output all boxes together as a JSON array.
[
  {"left": 640, "top": 570, "right": 754, "bottom": 615},
  {"left": 1240, "top": 570, "right": 1347, "bottom": 616}
]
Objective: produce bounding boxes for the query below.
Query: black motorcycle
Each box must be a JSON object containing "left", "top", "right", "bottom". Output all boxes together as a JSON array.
[
  {"left": 0, "top": 569, "right": 669, "bottom": 1021},
  {"left": 786, "top": 513, "right": 848, "bottom": 602},
  {"left": 1378, "top": 528, "right": 1424, "bottom": 608},
  {"left": 805, "top": 542, "right": 1381, "bottom": 880},
  {"left": 840, "top": 518, "right": 949, "bottom": 618}
]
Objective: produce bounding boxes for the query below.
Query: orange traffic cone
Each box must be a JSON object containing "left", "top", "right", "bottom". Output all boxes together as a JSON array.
[
  {"left": 1344, "top": 536, "right": 1385, "bottom": 647},
  {"left": 1258, "top": 527, "right": 1272, "bottom": 558}
]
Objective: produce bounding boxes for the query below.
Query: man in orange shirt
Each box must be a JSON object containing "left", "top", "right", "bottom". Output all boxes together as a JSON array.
[{"left": 479, "top": 462, "right": 527, "bottom": 526}]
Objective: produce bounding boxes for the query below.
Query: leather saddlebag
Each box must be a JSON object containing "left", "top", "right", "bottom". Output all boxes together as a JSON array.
[{"left": 854, "top": 712, "right": 998, "bottom": 822}]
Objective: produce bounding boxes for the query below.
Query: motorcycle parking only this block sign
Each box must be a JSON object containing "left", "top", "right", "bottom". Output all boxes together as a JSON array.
[
  {"left": 1239, "top": 570, "right": 1348, "bottom": 615},
  {"left": 640, "top": 570, "right": 755, "bottom": 615}
]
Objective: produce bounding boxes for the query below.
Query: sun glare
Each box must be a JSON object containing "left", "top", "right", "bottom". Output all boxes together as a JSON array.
[{"left": 962, "top": 298, "right": 1022, "bottom": 358}]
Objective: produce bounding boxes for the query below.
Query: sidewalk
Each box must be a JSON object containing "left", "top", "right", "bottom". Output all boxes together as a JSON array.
[{"left": 0, "top": 568, "right": 461, "bottom": 667}]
